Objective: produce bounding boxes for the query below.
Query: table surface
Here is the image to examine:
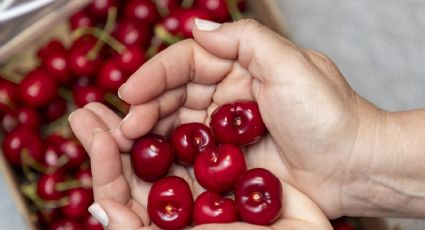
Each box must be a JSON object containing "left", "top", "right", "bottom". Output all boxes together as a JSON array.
[{"left": 1, "top": 1, "right": 425, "bottom": 229}]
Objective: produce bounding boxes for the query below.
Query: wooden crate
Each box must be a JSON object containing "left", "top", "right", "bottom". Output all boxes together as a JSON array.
[{"left": 0, "top": 0, "right": 387, "bottom": 229}]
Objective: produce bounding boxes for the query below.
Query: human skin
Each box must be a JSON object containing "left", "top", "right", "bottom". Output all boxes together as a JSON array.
[{"left": 70, "top": 19, "right": 425, "bottom": 228}]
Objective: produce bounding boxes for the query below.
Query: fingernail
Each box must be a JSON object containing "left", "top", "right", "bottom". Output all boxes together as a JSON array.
[
  {"left": 88, "top": 203, "right": 109, "bottom": 227},
  {"left": 119, "top": 111, "right": 132, "bottom": 128},
  {"left": 68, "top": 112, "right": 74, "bottom": 123},
  {"left": 90, "top": 128, "right": 103, "bottom": 143},
  {"left": 194, "top": 18, "right": 221, "bottom": 31},
  {"left": 118, "top": 84, "right": 125, "bottom": 100}
]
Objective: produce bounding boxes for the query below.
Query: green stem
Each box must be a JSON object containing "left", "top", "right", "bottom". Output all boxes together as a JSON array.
[
  {"left": 181, "top": 0, "right": 194, "bottom": 8},
  {"left": 155, "top": 1, "right": 169, "bottom": 17},
  {"left": 74, "top": 27, "right": 126, "bottom": 54},
  {"left": 154, "top": 25, "right": 182, "bottom": 45},
  {"left": 21, "top": 149, "right": 47, "bottom": 180},
  {"left": 87, "top": 7, "right": 118, "bottom": 60},
  {"left": 55, "top": 179, "right": 84, "bottom": 191},
  {"left": 58, "top": 87, "right": 73, "bottom": 102},
  {"left": 226, "top": 0, "right": 243, "bottom": 21},
  {"left": 104, "top": 92, "right": 129, "bottom": 115}
]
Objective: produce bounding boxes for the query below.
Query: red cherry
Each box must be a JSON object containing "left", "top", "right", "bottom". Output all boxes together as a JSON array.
[
  {"left": 124, "top": 0, "right": 160, "bottom": 24},
  {"left": 37, "top": 39, "right": 66, "bottom": 60},
  {"left": 84, "top": 215, "right": 104, "bottom": 230},
  {"left": 173, "top": 9, "right": 212, "bottom": 38},
  {"left": 74, "top": 168, "right": 92, "bottom": 187},
  {"left": 43, "top": 143, "right": 64, "bottom": 170},
  {"left": 61, "top": 188, "right": 94, "bottom": 219},
  {"left": 148, "top": 176, "right": 193, "bottom": 229},
  {"left": 131, "top": 134, "right": 174, "bottom": 182},
  {"left": 45, "top": 133, "right": 67, "bottom": 148},
  {"left": 194, "top": 144, "right": 246, "bottom": 194},
  {"left": 88, "top": 0, "right": 118, "bottom": 20},
  {"left": 97, "top": 60, "right": 127, "bottom": 93},
  {"left": 43, "top": 97, "right": 67, "bottom": 122},
  {"left": 114, "top": 46, "right": 146, "bottom": 75},
  {"left": 170, "top": 122, "right": 215, "bottom": 166},
  {"left": 113, "top": 20, "right": 152, "bottom": 48},
  {"left": 42, "top": 52, "right": 71, "bottom": 84},
  {"left": 193, "top": 191, "right": 238, "bottom": 225},
  {"left": 49, "top": 219, "right": 83, "bottom": 230},
  {"left": 0, "top": 78, "right": 18, "bottom": 113},
  {"left": 1, "top": 107, "right": 40, "bottom": 132},
  {"left": 2, "top": 127, "right": 44, "bottom": 167},
  {"left": 332, "top": 221, "right": 356, "bottom": 230},
  {"left": 58, "top": 140, "right": 88, "bottom": 170},
  {"left": 73, "top": 85, "right": 104, "bottom": 107},
  {"left": 37, "top": 172, "right": 66, "bottom": 200},
  {"left": 68, "top": 36, "right": 101, "bottom": 77},
  {"left": 19, "top": 69, "right": 58, "bottom": 107},
  {"left": 210, "top": 100, "right": 266, "bottom": 145},
  {"left": 155, "top": 0, "right": 182, "bottom": 13},
  {"left": 195, "top": 0, "right": 230, "bottom": 22},
  {"left": 69, "top": 10, "right": 95, "bottom": 31},
  {"left": 234, "top": 168, "right": 282, "bottom": 225}
]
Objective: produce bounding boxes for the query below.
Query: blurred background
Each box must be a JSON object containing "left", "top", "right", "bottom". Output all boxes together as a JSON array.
[{"left": 1, "top": 0, "right": 425, "bottom": 229}]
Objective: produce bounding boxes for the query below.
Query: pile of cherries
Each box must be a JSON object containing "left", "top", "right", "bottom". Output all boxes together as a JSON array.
[
  {"left": 131, "top": 100, "right": 283, "bottom": 229},
  {"left": 0, "top": 0, "right": 245, "bottom": 229}
]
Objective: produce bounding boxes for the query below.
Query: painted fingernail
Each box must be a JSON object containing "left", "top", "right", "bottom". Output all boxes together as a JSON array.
[
  {"left": 67, "top": 112, "right": 74, "bottom": 123},
  {"left": 88, "top": 203, "right": 109, "bottom": 227},
  {"left": 194, "top": 18, "right": 221, "bottom": 31},
  {"left": 119, "top": 111, "right": 132, "bottom": 128},
  {"left": 118, "top": 83, "right": 125, "bottom": 100}
]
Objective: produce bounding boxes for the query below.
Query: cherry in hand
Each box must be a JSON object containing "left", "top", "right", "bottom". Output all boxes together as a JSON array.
[
  {"left": 194, "top": 144, "right": 246, "bottom": 194},
  {"left": 235, "top": 168, "right": 282, "bottom": 226},
  {"left": 131, "top": 133, "right": 174, "bottom": 182},
  {"left": 148, "top": 176, "right": 193, "bottom": 230},
  {"left": 170, "top": 122, "right": 215, "bottom": 166},
  {"left": 193, "top": 191, "right": 238, "bottom": 225},
  {"left": 210, "top": 100, "right": 266, "bottom": 145}
]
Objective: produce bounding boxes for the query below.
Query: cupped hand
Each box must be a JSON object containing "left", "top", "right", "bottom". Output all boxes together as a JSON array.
[
  {"left": 117, "top": 18, "right": 383, "bottom": 218},
  {"left": 69, "top": 102, "right": 331, "bottom": 229}
]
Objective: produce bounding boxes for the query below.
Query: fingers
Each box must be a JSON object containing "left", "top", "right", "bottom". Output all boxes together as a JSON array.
[
  {"left": 118, "top": 39, "right": 233, "bottom": 105},
  {"left": 89, "top": 200, "right": 144, "bottom": 230},
  {"left": 90, "top": 129, "right": 130, "bottom": 204},
  {"left": 193, "top": 19, "right": 312, "bottom": 83}
]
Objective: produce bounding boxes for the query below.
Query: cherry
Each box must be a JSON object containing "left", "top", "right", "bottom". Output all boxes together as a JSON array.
[
  {"left": 1, "top": 107, "right": 40, "bottom": 132},
  {"left": 43, "top": 97, "right": 67, "bottom": 122},
  {"left": 68, "top": 36, "right": 101, "bottom": 77},
  {"left": 170, "top": 122, "right": 215, "bottom": 166},
  {"left": 234, "top": 168, "right": 282, "bottom": 225},
  {"left": 172, "top": 9, "right": 212, "bottom": 38},
  {"left": 88, "top": 0, "right": 118, "bottom": 20},
  {"left": 155, "top": 0, "right": 182, "bottom": 13},
  {"left": 69, "top": 10, "right": 95, "bottom": 31},
  {"left": 124, "top": 0, "right": 160, "bottom": 24},
  {"left": 331, "top": 220, "right": 356, "bottom": 230},
  {"left": 114, "top": 46, "right": 146, "bottom": 75},
  {"left": 97, "top": 60, "right": 127, "bottom": 93},
  {"left": 210, "top": 100, "right": 266, "bottom": 145},
  {"left": 194, "top": 144, "right": 246, "bottom": 194},
  {"left": 74, "top": 168, "right": 92, "bottom": 187},
  {"left": 19, "top": 69, "right": 58, "bottom": 107},
  {"left": 49, "top": 219, "right": 83, "bottom": 230},
  {"left": 84, "top": 215, "right": 104, "bottom": 230},
  {"left": 193, "top": 191, "right": 238, "bottom": 225},
  {"left": 37, "top": 171, "right": 66, "bottom": 200},
  {"left": 2, "top": 127, "right": 44, "bottom": 168},
  {"left": 37, "top": 39, "right": 67, "bottom": 60},
  {"left": 58, "top": 140, "right": 88, "bottom": 170},
  {"left": 113, "top": 20, "right": 152, "bottom": 48},
  {"left": 73, "top": 85, "right": 104, "bottom": 107},
  {"left": 61, "top": 188, "right": 94, "bottom": 219},
  {"left": 148, "top": 176, "right": 193, "bottom": 229},
  {"left": 131, "top": 133, "right": 174, "bottom": 182},
  {"left": 36, "top": 208, "right": 60, "bottom": 227},
  {"left": 195, "top": 0, "right": 231, "bottom": 22},
  {"left": 0, "top": 78, "right": 18, "bottom": 113},
  {"left": 42, "top": 52, "right": 71, "bottom": 84},
  {"left": 43, "top": 143, "right": 64, "bottom": 170},
  {"left": 45, "top": 133, "right": 67, "bottom": 148}
]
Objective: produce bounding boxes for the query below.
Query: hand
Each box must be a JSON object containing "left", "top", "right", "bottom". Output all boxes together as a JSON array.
[
  {"left": 117, "top": 18, "right": 386, "bottom": 218},
  {"left": 69, "top": 103, "right": 331, "bottom": 229}
]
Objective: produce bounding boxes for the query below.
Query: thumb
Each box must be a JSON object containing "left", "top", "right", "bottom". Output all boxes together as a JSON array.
[
  {"left": 192, "top": 18, "right": 308, "bottom": 83},
  {"left": 88, "top": 200, "right": 145, "bottom": 230}
]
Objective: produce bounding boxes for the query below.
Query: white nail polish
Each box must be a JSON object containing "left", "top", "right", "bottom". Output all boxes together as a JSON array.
[
  {"left": 120, "top": 111, "right": 132, "bottom": 127},
  {"left": 88, "top": 203, "right": 109, "bottom": 227},
  {"left": 118, "top": 84, "right": 125, "bottom": 100},
  {"left": 67, "top": 112, "right": 74, "bottom": 123},
  {"left": 194, "top": 18, "right": 221, "bottom": 31}
]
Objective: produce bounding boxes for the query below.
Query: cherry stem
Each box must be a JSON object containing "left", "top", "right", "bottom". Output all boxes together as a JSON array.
[
  {"left": 146, "top": 37, "right": 163, "bottom": 58},
  {"left": 0, "top": 72, "right": 22, "bottom": 84},
  {"left": 87, "top": 7, "right": 118, "bottom": 59},
  {"left": 55, "top": 179, "right": 85, "bottom": 191},
  {"left": 154, "top": 25, "right": 182, "bottom": 45},
  {"left": 181, "top": 0, "right": 194, "bottom": 8},
  {"left": 44, "top": 112, "right": 72, "bottom": 137},
  {"left": 104, "top": 92, "right": 129, "bottom": 114},
  {"left": 155, "top": 2, "right": 169, "bottom": 17},
  {"left": 21, "top": 149, "right": 47, "bottom": 179},
  {"left": 73, "top": 27, "right": 126, "bottom": 54},
  {"left": 58, "top": 87, "right": 73, "bottom": 102},
  {"left": 21, "top": 183, "right": 70, "bottom": 209},
  {"left": 226, "top": 0, "right": 243, "bottom": 21}
]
